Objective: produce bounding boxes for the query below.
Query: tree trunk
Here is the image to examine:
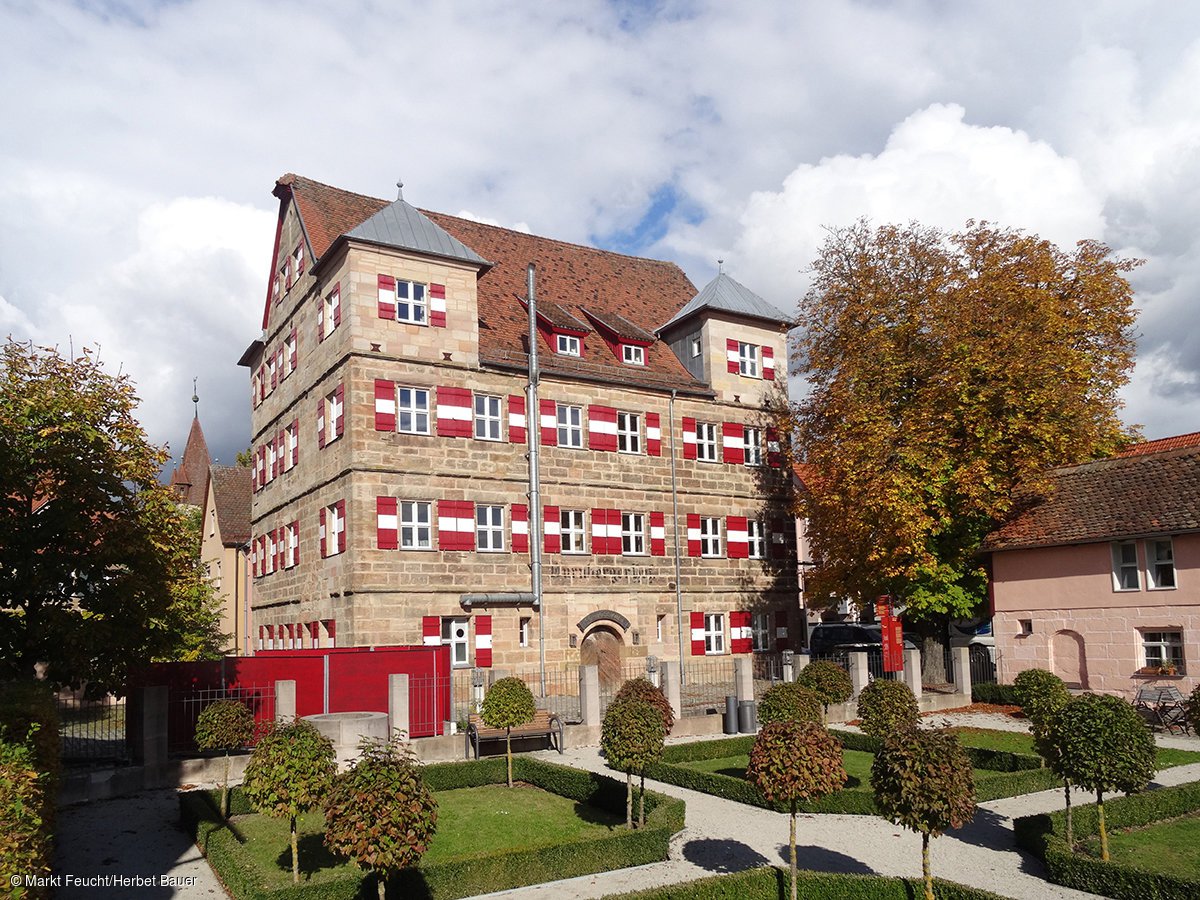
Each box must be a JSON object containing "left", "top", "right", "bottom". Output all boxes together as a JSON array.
[
  {"left": 638, "top": 770, "right": 646, "bottom": 829},
  {"left": 290, "top": 815, "right": 299, "bottom": 884},
  {"left": 626, "top": 772, "right": 633, "bottom": 829},
  {"left": 922, "top": 832, "right": 933, "bottom": 900},
  {"left": 221, "top": 751, "right": 230, "bottom": 818},
  {"left": 913, "top": 615, "right": 950, "bottom": 685},
  {"left": 1064, "top": 780, "right": 1073, "bottom": 847},
  {"left": 1098, "top": 790, "right": 1108, "bottom": 861},
  {"left": 376, "top": 868, "right": 387, "bottom": 900},
  {"left": 506, "top": 728, "right": 513, "bottom": 787},
  {"left": 789, "top": 801, "right": 798, "bottom": 900}
]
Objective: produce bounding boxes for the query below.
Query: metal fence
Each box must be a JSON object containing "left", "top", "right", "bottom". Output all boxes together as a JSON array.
[
  {"left": 166, "top": 682, "right": 276, "bottom": 755},
  {"left": 679, "top": 657, "right": 736, "bottom": 717},
  {"left": 940, "top": 648, "right": 998, "bottom": 689},
  {"left": 57, "top": 695, "right": 129, "bottom": 764}
]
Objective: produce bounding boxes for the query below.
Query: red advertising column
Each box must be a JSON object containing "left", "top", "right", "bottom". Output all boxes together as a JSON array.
[{"left": 877, "top": 595, "right": 904, "bottom": 673}]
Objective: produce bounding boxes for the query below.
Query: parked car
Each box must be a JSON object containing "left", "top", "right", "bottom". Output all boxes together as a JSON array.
[
  {"left": 948, "top": 618, "right": 996, "bottom": 664},
  {"left": 807, "top": 622, "right": 917, "bottom": 659}
]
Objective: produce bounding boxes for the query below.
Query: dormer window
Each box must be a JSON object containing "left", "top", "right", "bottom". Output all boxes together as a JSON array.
[
  {"left": 738, "top": 342, "right": 759, "bottom": 377},
  {"left": 556, "top": 334, "right": 581, "bottom": 356},
  {"left": 621, "top": 344, "right": 645, "bottom": 366},
  {"left": 690, "top": 336, "right": 702, "bottom": 358}
]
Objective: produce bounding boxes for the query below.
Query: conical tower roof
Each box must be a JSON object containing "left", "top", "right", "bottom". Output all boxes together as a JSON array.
[
  {"left": 658, "top": 272, "right": 791, "bottom": 333},
  {"left": 170, "top": 414, "right": 211, "bottom": 507}
]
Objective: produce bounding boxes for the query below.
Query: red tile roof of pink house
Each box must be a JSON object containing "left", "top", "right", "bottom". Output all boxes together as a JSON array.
[
  {"left": 981, "top": 441, "right": 1200, "bottom": 551},
  {"left": 1116, "top": 431, "right": 1200, "bottom": 457}
]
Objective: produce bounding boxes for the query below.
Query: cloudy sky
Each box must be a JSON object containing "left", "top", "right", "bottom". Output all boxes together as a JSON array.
[{"left": 3, "top": 0, "right": 1199, "bottom": 473}]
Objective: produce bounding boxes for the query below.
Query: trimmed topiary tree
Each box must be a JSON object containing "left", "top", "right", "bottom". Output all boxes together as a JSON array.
[
  {"left": 324, "top": 731, "right": 438, "bottom": 900},
  {"left": 194, "top": 699, "right": 255, "bottom": 818},
  {"left": 855, "top": 678, "right": 919, "bottom": 740},
  {"left": 1184, "top": 684, "right": 1200, "bottom": 735},
  {"left": 1012, "top": 668, "right": 1069, "bottom": 725},
  {"left": 747, "top": 720, "right": 846, "bottom": 900},
  {"left": 1052, "top": 692, "right": 1157, "bottom": 860},
  {"left": 872, "top": 727, "right": 976, "bottom": 900},
  {"left": 614, "top": 676, "right": 675, "bottom": 735},
  {"left": 796, "top": 660, "right": 853, "bottom": 721},
  {"left": 601, "top": 698, "right": 665, "bottom": 828},
  {"left": 241, "top": 719, "right": 336, "bottom": 884},
  {"left": 757, "top": 681, "right": 823, "bottom": 727},
  {"left": 480, "top": 676, "right": 536, "bottom": 787}
]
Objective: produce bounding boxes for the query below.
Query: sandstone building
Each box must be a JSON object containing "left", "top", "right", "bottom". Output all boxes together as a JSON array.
[{"left": 240, "top": 174, "right": 796, "bottom": 679}]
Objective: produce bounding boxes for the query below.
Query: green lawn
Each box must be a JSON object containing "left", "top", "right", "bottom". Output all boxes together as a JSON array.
[
  {"left": 948, "top": 726, "right": 1200, "bottom": 769},
  {"left": 1081, "top": 812, "right": 1200, "bottom": 880},
  {"left": 231, "top": 784, "right": 624, "bottom": 887}
]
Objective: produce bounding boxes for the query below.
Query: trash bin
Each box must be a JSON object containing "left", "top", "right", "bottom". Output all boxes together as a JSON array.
[
  {"left": 724, "top": 695, "right": 738, "bottom": 734},
  {"left": 738, "top": 700, "right": 757, "bottom": 733}
]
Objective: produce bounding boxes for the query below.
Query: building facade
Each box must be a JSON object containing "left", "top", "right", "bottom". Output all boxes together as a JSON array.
[
  {"left": 240, "top": 174, "right": 796, "bottom": 678},
  {"left": 199, "top": 464, "right": 252, "bottom": 655}
]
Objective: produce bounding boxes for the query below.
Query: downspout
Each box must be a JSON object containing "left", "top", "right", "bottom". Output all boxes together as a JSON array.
[
  {"left": 669, "top": 390, "right": 685, "bottom": 681},
  {"left": 240, "top": 541, "right": 251, "bottom": 656},
  {"left": 526, "top": 264, "right": 546, "bottom": 698}
]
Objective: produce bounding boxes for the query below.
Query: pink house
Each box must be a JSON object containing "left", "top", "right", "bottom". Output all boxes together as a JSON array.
[{"left": 982, "top": 434, "right": 1200, "bottom": 698}]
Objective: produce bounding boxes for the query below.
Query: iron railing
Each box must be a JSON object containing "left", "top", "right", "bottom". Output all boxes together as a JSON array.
[
  {"left": 57, "top": 694, "right": 129, "bottom": 764},
  {"left": 166, "top": 683, "right": 276, "bottom": 755}
]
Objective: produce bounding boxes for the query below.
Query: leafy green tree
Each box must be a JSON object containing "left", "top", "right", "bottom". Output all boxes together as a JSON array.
[
  {"left": 1052, "top": 693, "right": 1156, "bottom": 859},
  {"left": 324, "top": 732, "right": 438, "bottom": 900},
  {"left": 1185, "top": 684, "right": 1200, "bottom": 735},
  {"left": 855, "top": 679, "right": 919, "bottom": 740},
  {"left": 797, "top": 660, "right": 853, "bottom": 721},
  {"left": 0, "top": 339, "right": 224, "bottom": 691},
  {"left": 746, "top": 720, "right": 846, "bottom": 900},
  {"left": 757, "top": 681, "right": 823, "bottom": 727},
  {"left": 793, "top": 221, "right": 1138, "bottom": 675},
  {"left": 614, "top": 677, "right": 675, "bottom": 735},
  {"left": 872, "top": 727, "right": 976, "bottom": 900},
  {"left": 194, "top": 699, "right": 255, "bottom": 818},
  {"left": 601, "top": 699, "right": 665, "bottom": 829},
  {"left": 1012, "top": 668, "right": 1069, "bottom": 726},
  {"left": 479, "top": 677, "right": 536, "bottom": 788},
  {"left": 241, "top": 719, "right": 336, "bottom": 884}
]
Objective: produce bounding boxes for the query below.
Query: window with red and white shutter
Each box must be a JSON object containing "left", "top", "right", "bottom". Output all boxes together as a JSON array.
[
  {"left": 729, "top": 611, "right": 753, "bottom": 654},
  {"left": 422, "top": 616, "right": 440, "bottom": 647},
  {"left": 539, "top": 399, "right": 557, "bottom": 446},
  {"left": 317, "top": 398, "right": 326, "bottom": 449},
  {"left": 375, "top": 380, "right": 396, "bottom": 431},
  {"left": 508, "top": 395, "right": 526, "bottom": 444},
  {"left": 726, "top": 339, "right": 740, "bottom": 374},
  {"left": 722, "top": 423, "right": 744, "bottom": 464},
  {"left": 437, "top": 500, "right": 475, "bottom": 551},
  {"left": 435, "top": 387, "right": 472, "bottom": 438},
  {"left": 686, "top": 513, "right": 702, "bottom": 557},
  {"left": 682, "top": 417, "right": 697, "bottom": 459},
  {"left": 288, "top": 327, "right": 298, "bottom": 372},
  {"left": 543, "top": 505, "right": 560, "bottom": 553},
  {"left": 766, "top": 427, "right": 782, "bottom": 467},
  {"left": 762, "top": 345, "right": 775, "bottom": 380},
  {"left": 378, "top": 275, "right": 396, "bottom": 319},
  {"left": 377, "top": 497, "right": 398, "bottom": 550},
  {"left": 511, "top": 504, "right": 528, "bottom": 553},
  {"left": 334, "top": 385, "right": 345, "bottom": 439},
  {"left": 591, "top": 508, "right": 620, "bottom": 554},
  {"left": 430, "top": 283, "right": 447, "bottom": 328},
  {"left": 650, "top": 511, "right": 666, "bottom": 556},
  {"left": 726, "top": 516, "right": 749, "bottom": 559},
  {"left": 690, "top": 611, "right": 706, "bottom": 656},
  {"left": 475, "top": 615, "right": 492, "bottom": 667},
  {"left": 645, "top": 413, "right": 662, "bottom": 456},
  {"left": 587, "top": 406, "right": 617, "bottom": 452}
]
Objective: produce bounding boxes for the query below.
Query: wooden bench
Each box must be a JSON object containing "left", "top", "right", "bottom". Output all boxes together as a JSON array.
[
  {"left": 1134, "top": 685, "right": 1190, "bottom": 735},
  {"left": 466, "top": 710, "right": 564, "bottom": 759}
]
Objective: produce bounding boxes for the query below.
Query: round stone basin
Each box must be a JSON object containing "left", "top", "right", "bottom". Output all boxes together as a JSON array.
[{"left": 302, "top": 711, "right": 389, "bottom": 750}]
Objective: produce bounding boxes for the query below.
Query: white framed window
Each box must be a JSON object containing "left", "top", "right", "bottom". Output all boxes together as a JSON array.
[
  {"left": 279, "top": 262, "right": 290, "bottom": 293},
  {"left": 738, "top": 342, "right": 759, "bottom": 377},
  {"left": 284, "top": 331, "right": 297, "bottom": 376},
  {"left": 267, "top": 441, "right": 277, "bottom": 482},
  {"left": 704, "top": 613, "right": 725, "bottom": 655},
  {"left": 265, "top": 532, "right": 276, "bottom": 574},
  {"left": 519, "top": 617, "right": 530, "bottom": 648},
  {"left": 622, "top": 344, "right": 645, "bottom": 365},
  {"left": 743, "top": 427, "right": 762, "bottom": 467},
  {"left": 657, "top": 614, "right": 665, "bottom": 642},
  {"left": 473, "top": 394, "right": 503, "bottom": 441},
  {"left": 557, "top": 404, "right": 583, "bottom": 448},
  {"left": 476, "top": 505, "right": 504, "bottom": 552},
  {"left": 561, "top": 509, "right": 587, "bottom": 554},
  {"left": 556, "top": 333, "right": 581, "bottom": 356},
  {"left": 265, "top": 354, "right": 276, "bottom": 393},
  {"left": 1112, "top": 541, "right": 1140, "bottom": 591},
  {"left": 397, "top": 387, "right": 430, "bottom": 435},
  {"left": 442, "top": 617, "right": 469, "bottom": 667},
  {"left": 396, "top": 279, "right": 427, "bottom": 324},
  {"left": 324, "top": 502, "right": 344, "bottom": 557},
  {"left": 285, "top": 422, "right": 298, "bottom": 471},
  {"left": 690, "top": 336, "right": 702, "bottom": 358},
  {"left": 752, "top": 612, "right": 771, "bottom": 652},
  {"left": 286, "top": 522, "right": 299, "bottom": 568},
  {"left": 622, "top": 512, "right": 646, "bottom": 555},
  {"left": 700, "top": 517, "right": 722, "bottom": 557},
  {"left": 293, "top": 245, "right": 304, "bottom": 281},
  {"left": 325, "top": 389, "right": 342, "bottom": 444},
  {"left": 747, "top": 520, "right": 766, "bottom": 559},
  {"left": 696, "top": 422, "right": 718, "bottom": 462},
  {"left": 1141, "top": 630, "right": 1184, "bottom": 673},
  {"left": 1148, "top": 539, "right": 1176, "bottom": 589},
  {"left": 617, "top": 411, "right": 641, "bottom": 454},
  {"left": 272, "top": 272, "right": 282, "bottom": 304},
  {"left": 323, "top": 286, "right": 339, "bottom": 338},
  {"left": 400, "top": 501, "right": 432, "bottom": 550}
]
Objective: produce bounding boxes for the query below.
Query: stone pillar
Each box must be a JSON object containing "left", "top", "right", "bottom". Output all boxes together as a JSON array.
[
  {"left": 276, "top": 679, "right": 296, "bottom": 721},
  {"left": 849, "top": 652, "right": 870, "bottom": 699},
  {"left": 659, "top": 660, "right": 683, "bottom": 721},
  {"left": 140, "top": 685, "right": 168, "bottom": 769},
  {"left": 782, "top": 651, "right": 797, "bottom": 683},
  {"left": 388, "top": 673, "right": 410, "bottom": 737},
  {"left": 951, "top": 647, "right": 972, "bottom": 701},
  {"left": 903, "top": 648, "right": 923, "bottom": 700},
  {"left": 579, "top": 664, "right": 601, "bottom": 726},
  {"left": 733, "top": 657, "right": 754, "bottom": 703}
]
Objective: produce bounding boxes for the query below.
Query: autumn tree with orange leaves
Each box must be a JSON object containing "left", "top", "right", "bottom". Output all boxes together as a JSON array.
[{"left": 793, "top": 220, "right": 1138, "bottom": 672}]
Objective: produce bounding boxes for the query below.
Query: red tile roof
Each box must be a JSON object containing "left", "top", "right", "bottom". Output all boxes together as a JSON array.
[
  {"left": 1116, "top": 431, "right": 1200, "bottom": 457},
  {"left": 170, "top": 416, "right": 211, "bottom": 507},
  {"left": 209, "top": 465, "right": 251, "bottom": 546}
]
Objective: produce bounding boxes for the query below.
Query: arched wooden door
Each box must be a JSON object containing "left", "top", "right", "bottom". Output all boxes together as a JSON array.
[
  {"left": 1050, "top": 630, "right": 1088, "bottom": 689},
  {"left": 580, "top": 626, "right": 625, "bottom": 690}
]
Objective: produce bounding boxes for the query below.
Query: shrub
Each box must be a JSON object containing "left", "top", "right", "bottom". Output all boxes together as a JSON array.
[
  {"left": 0, "top": 735, "right": 49, "bottom": 898},
  {"left": 602, "top": 699, "right": 666, "bottom": 828},
  {"left": 1185, "top": 684, "right": 1200, "bottom": 734},
  {"left": 796, "top": 660, "right": 853, "bottom": 717},
  {"left": 855, "top": 679, "right": 918, "bottom": 740},
  {"left": 872, "top": 728, "right": 975, "bottom": 900},
  {"left": 757, "top": 682, "right": 822, "bottom": 727},
  {"left": 480, "top": 676, "right": 536, "bottom": 787},
  {"left": 240, "top": 719, "right": 336, "bottom": 884},
  {"left": 1012, "top": 668, "right": 1069, "bottom": 726},
  {"left": 614, "top": 677, "right": 675, "bottom": 735},
  {"left": 194, "top": 699, "right": 255, "bottom": 818},
  {"left": 971, "top": 682, "right": 1021, "bottom": 705},
  {"left": 747, "top": 721, "right": 846, "bottom": 900},
  {"left": 324, "top": 732, "right": 437, "bottom": 900}
]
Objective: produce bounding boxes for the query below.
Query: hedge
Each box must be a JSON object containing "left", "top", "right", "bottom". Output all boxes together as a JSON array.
[
  {"left": 1014, "top": 780, "right": 1200, "bottom": 900},
  {"left": 605, "top": 865, "right": 1009, "bottom": 899},
  {"left": 971, "top": 683, "right": 1021, "bottom": 706},
  {"left": 181, "top": 756, "right": 685, "bottom": 900}
]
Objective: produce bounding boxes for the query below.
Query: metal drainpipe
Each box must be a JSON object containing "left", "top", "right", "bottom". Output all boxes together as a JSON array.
[
  {"left": 526, "top": 263, "right": 546, "bottom": 698},
  {"left": 669, "top": 390, "right": 685, "bottom": 682},
  {"left": 241, "top": 541, "right": 251, "bottom": 656}
]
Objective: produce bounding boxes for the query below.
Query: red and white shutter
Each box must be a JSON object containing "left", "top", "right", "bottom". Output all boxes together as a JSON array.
[
  {"left": 275, "top": 528, "right": 285, "bottom": 572},
  {"left": 587, "top": 405, "right": 617, "bottom": 452},
  {"left": 277, "top": 431, "right": 285, "bottom": 477},
  {"left": 422, "top": 616, "right": 441, "bottom": 647},
  {"left": 682, "top": 417, "right": 697, "bottom": 460},
  {"left": 291, "top": 520, "right": 300, "bottom": 566},
  {"left": 289, "top": 327, "right": 298, "bottom": 369},
  {"left": 690, "top": 611, "right": 706, "bottom": 656},
  {"left": 319, "top": 507, "right": 327, "bottom": 557},
  {"left": 508, "top": 395, "right": 527, "bottom": 444},
  {"left": 722, "top": 422, "right": 745, "bottom": 464},
  {"left": 336, "top": 500, "right": 347, "bottom": 553},
  {"left": 257, "top": 447, "right": 267, "bottom": 487},
  {"left": 374, "top": 379, "right": 396, "bottom": 431},
  {"left": 308, "top": 621, "right": 320, "bottom": 647},
  {"left": 766, "top": 427, "right": 782, "bottom": 467},
  {"left": 316, "top": 293, "right": 325, "bottom": 341},
  {"left": 377, "top": 497, "right": 398, "bottom": 550},
  {"left": 251, "top": 450, "right": 259, "bottom": 491},
  {"left": 592, "top": 508, "right": 610, "bottom": 554},
  {"left": 264, "top": 624, "right": 274, "bottom": 650},
  {"left": 251, "top": 536, "right": 258, "bottom": 577},
  {"left": 762, "top": 345, "right": 775, "bottom": 381},
  {"left": 726, "top": 338, "right": 740, "bottom": 374},
  {"left": 650, "top": 511, "right": 666, "bottom": 556},
  {"left": 271, "top": 353, "right": 279, "bottom": 389},
  {"left": 332, "top": 284, "right": 341, "bottom": 328},
  {"left": 317, "top": 398, "right": 326, "bottom": 449},
  {"left": 607, "top": 509, "right": 624, "bottom": 554},
  {"left": 335, "top": 385, "right": 345, "bottom": 438},
  {"left": 687, "top": 513, "right": 702, "bottom": 557},
  {"left": 539, "top": 399, "right": 558, "bottom": 446},
  {"left": 436, "top": 386, "right": 472, "bottom": 438},
  {"left": 296, "top": 243, "right": 305, "bottom": 276},
  {"left": 437, "top": 500, "right": 475, "bottom": 551},
  {"left": 645, "top": 413, "right": 662, "bottom": 456},
  {"left": 430, "top": 283, "right": 447, "bottom": 328},
  {"left": 727, "top": 515, "right": 749, "bottom": 559},
  {"left": 291, "top": 418, "right": 300, "bottom": 466},
  {"left": 511, "top": 504, "right": 529, "bottom": 553},
  {"left": 730, "top": 611, "right": 752, "bottom": 654},
  {"left": 378, "top": 274, "right": 396, "bottom": 319},
  {"left": 475, "top": 615, "right": 492, "bottom": 667},
  {"left": 776, "top": 615, "right": 790, "bottom": 651},
  {"left": 771, "top": 518, "right": 788, "bottom": 560},
  {"left": 543, "top": 505, "right": 560, "bottom": 554},
  {"left": 257, "top": 625, "right": 265, "bottom": 651}
]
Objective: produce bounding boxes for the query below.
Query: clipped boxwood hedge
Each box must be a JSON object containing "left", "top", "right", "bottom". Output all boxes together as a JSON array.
[
  {"left": 972, "top": 683, "right": 1021, "bottom": 706},
  {"left": 181, "top": 755, "right": 685, "bottom": 900},
  {"left": 1014, "top": 780, "right": 1200, "bottom": 900},
  {"left": 605, "top": 864, "right": 1009, "bottom": 899}
]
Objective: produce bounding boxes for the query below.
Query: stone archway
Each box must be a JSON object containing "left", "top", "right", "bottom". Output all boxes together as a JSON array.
[
  {"left": 1050, "top": 629, "right": 1088, "bottom": 689},
  {"left": 580, "top": 625, "right": 625, "bottom": 690}
]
